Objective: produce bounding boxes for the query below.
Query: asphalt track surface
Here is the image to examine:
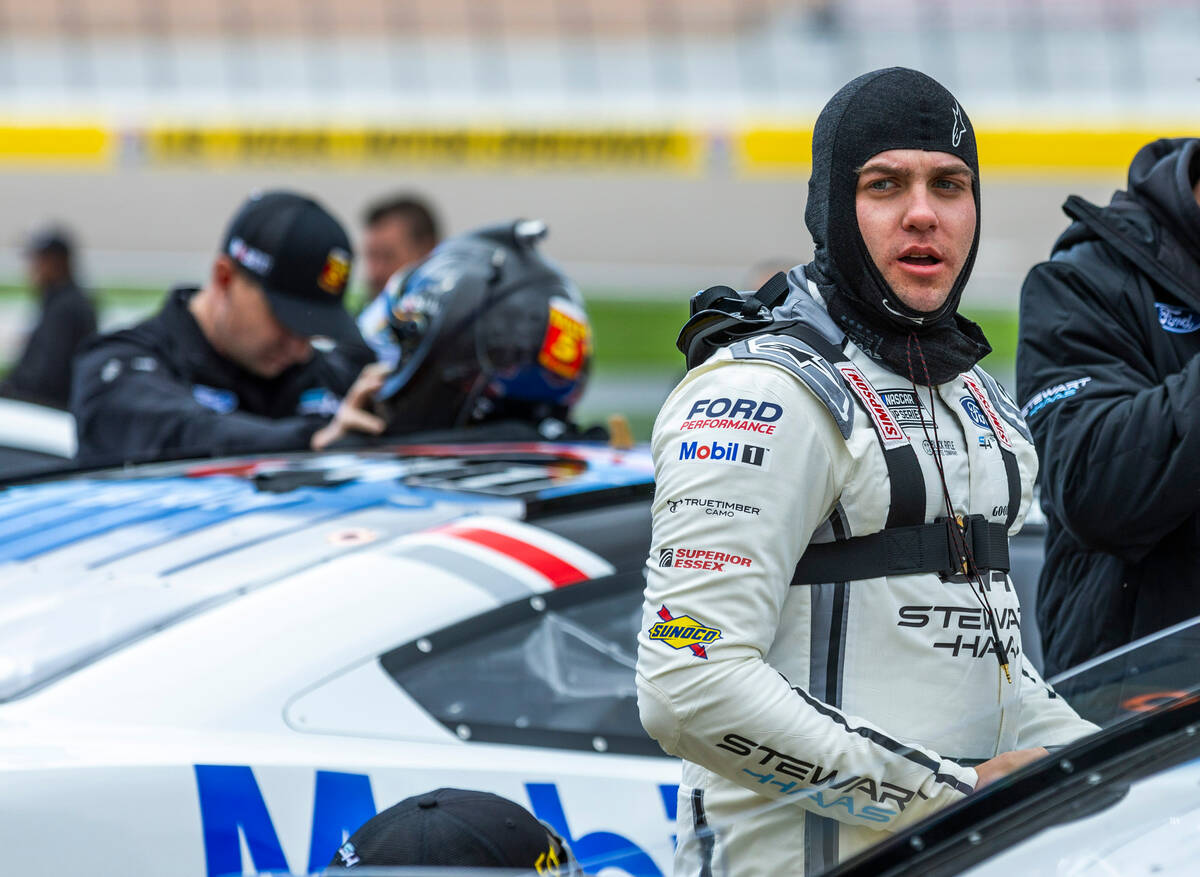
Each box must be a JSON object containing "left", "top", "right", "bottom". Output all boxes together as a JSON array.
[{"left": 0, "top": 167, "right": 1120, "bottom": 304}]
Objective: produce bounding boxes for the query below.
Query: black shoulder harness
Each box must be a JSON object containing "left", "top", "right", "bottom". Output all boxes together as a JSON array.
[{"left": 675, "top": 272, "right": 1012, "bottom": 583}]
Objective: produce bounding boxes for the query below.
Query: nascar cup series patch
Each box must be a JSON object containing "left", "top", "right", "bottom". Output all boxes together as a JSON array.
[
  {"left": 649, "top": 605, "right": 722, "bottom": 659},
  {"left": 538, "top": 297, "right": 592, "bottom": 379}
]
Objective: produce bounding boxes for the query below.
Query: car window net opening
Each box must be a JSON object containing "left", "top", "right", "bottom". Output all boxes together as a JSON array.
[{"left": 382, "top": 575, "right": 656, "bottom": 755}]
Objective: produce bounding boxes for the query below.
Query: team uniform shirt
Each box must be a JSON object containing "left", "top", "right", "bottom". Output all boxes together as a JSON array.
[
  {"left": 637, "top": 282, "right": 1097, "bottom": 876},
  {"left": 71, "top": 287, "right": 371, "bottom": 464}
]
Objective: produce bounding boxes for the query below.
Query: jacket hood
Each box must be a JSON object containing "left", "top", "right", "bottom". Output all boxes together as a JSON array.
[{"left": 1054, "top": 138, "right": 1200, "bottom": 309}]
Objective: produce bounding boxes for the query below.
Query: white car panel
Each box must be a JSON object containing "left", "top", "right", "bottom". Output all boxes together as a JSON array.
[{"left": 0, "top": 448, "right": 674, "bottom": 876}]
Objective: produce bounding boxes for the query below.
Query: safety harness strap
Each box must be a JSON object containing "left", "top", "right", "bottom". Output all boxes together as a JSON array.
[
  {"left": 792, "top": 515, "right": 1010, "bottom": 585},
  {"left": 777, "top": 322, "right": 927, "bottom": 530}
]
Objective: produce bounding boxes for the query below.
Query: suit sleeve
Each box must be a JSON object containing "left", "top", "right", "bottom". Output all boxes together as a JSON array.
[
  {"left": 1014, "top": 655, "right": 1100, "bottom": 750},
  {"left": 637, "top": 360, "right": 978, "bottom": 833},
  {"left": 71, "top": 345, "right": 320, "bottom": 463},
  {"left": 1017, "top": 259, "right": 1200, "bottom": 561}
]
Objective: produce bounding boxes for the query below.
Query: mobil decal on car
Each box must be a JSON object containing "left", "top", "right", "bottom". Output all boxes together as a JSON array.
[{"left": 194, "top": 765, "right": 677, "bottom": 877}]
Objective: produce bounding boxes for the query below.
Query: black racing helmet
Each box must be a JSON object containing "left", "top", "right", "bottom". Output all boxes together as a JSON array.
[{"left": 370, "top": 219, "right": 593, "bottom": 433}]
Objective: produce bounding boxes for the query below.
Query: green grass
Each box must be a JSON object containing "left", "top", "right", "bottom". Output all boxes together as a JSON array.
[
  {"left": 588, "top": 296, "right": 1019, "bottom": 376},
  {"left": 0, "top": 284, "right": 1019, "bottom": 379}
]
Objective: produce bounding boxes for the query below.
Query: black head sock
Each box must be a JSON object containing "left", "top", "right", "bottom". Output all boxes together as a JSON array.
[{"left": 805, "top": 67, "right": 991, "bottom": 385}]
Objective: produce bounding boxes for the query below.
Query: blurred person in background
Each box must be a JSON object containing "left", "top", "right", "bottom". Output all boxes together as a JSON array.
[
  {"left": 361, "top": 193, "right": 442, "bottom": 301},
  {"left": 1017, "top": 137, "right": 1200, "bottom": 676},
  {"left": 327, "top": 787, "right": 578, "bottom": 874},
  {"left": 71, "top": 190, "right": 380, "bottom": 464},
  {"left": 0, "top": 226, "right": 96, "bottom": 409},
  {"left": 357, "top": 193, "right": 442, "bottom": 364},
  {"left": 638, "top": 68, "right": 1097, "bottom": 876},
  {"left": 362, "top": 218, "right": 599, "bottom": 441}
]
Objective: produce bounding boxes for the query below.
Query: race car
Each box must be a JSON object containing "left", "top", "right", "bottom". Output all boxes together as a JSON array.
[
  {"left": 0, "top": 442, "right": 678, "bottom": 876},
  {"left": 2, "top": 439, "right": 1192, "bottom": 876},
  {"left": 0, "top": 397, "right": 75, "bottom": 476}
]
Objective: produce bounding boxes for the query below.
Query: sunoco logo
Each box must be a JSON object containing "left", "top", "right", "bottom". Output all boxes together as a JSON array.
[
  {"left": 677, "top": 441, "right": 768, "bottom": 467},
  {"left": 649, "top": 604, "right": 722, "bottom": 659}
]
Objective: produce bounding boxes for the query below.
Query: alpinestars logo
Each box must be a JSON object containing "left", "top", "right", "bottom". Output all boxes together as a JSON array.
[{"left": 951, "top": 103, "right": 966, "bottom": 147}]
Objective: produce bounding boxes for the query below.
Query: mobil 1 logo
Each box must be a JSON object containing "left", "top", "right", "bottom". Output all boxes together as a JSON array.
[{"left": 677, "top": 439, "right": 770, "bottom": 469}]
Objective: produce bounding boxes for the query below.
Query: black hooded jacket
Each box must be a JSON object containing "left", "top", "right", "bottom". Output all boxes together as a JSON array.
[
  {"left": 1016, "top": 138, "right": 1200, "bottom": 676},
  {"left": 71, "top": 288, "right": 368, "bottom": 464}
]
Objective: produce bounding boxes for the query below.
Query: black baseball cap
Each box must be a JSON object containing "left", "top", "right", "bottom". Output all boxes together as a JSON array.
[
  {"left": 327, "top": 788, "right": 577, "bottom": 873},
  {"left": 221, "top": 190, "right": 362, "bottom": 346},
  {"left": 25, "top": 225, "right": 73, "bottom": 259}
]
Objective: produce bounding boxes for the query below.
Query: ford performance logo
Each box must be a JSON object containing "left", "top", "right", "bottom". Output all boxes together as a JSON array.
[{"left": 1155, "top": 302, "right": 1200, "bottom": 334}]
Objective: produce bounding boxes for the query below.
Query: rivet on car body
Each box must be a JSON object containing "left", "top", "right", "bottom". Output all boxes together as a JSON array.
[
  {"left": 909, "top": 837, "right": 924, "bottom": 851},
  {"left": 967, "top": 832, "right": 982, "bottom": 845},
  {"left": 1059, "top": 759, "right": 1074, "bottom": 773},
  {"left": 531, "top": 596, "right": 547, "bottom": 611},
  {"left": 417, "top": 638, "right": 432, "bottom": 653},
  {"left": 593, "top": 737, "right": 608, "bottom": 752},
  {"left": 456, "top": 724, "right": 471, "bottom": 740}
]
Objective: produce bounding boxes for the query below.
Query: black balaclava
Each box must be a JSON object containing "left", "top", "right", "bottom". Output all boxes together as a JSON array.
[{"left": 805, "top": 67, "right": 991, "bottom": 385}]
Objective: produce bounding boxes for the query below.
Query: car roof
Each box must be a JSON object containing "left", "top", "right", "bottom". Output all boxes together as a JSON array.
[{"left": 0, "top": 442, "right": 653, "bottom": 703}]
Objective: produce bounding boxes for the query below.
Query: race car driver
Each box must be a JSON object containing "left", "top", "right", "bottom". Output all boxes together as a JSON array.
[
  {"left": 636, "top": 68, "right": 1098, "bottom": 876},
  {"left": 71, "top": 191, "right": 380, "bottom": 464},
  {"left": 362, "top": 218, "right": 598, "bottom": 441}
]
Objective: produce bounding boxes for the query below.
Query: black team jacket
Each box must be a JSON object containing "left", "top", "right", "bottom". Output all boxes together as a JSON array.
[
  {"left": 71, "top": 288, "right": 370, "bottom": 465},
  {"left": 0, "top": 281, "right": 96, "bottom": 409},
  {"left": 1016, "top": 138, "right": 1200, "bottom": 676}
]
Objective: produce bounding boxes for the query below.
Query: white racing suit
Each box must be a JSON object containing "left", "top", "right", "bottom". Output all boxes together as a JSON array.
[{"left": 636, "top": 278, "right": 1097, "bottom": 876}]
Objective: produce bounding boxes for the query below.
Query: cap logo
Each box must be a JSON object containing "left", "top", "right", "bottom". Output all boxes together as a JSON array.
[
  {"left": 228, "top": 236, "right": 273, "bottom": 275},
  {"left": 336, "top": 841, "right": 361, "bottom": 867},
  {"left": 951, "top": 103, "right": 966, "bottom": 148},
  {"left": 535, "top": 845, "right": 564, "bottom": 875},
  {"left": 318, "top": 248, "right": 351, "bottom": 295}
]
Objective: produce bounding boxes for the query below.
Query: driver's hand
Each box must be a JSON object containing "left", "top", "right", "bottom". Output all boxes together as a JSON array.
[
  {"left": 310, "top": 363, "right": 389, "bottom": 451},
  {"left": 973, "top": 747, "right": 1049, "bottom": 790}
]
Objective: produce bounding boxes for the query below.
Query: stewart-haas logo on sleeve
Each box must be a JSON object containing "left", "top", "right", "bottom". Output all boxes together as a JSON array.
[{"left": 649, "top": 605, "right": 722, "bottom": 659}]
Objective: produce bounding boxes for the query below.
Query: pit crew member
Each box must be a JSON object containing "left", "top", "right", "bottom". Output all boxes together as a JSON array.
[{"left": 71, "top": 191, "right": 379, "bottom": 463}]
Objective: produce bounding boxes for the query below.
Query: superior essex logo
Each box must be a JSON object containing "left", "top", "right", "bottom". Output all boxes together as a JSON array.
[
  {"left": 648, "top": 604, "right": 722, "bottom": 659},
  {"left": 679, "top": 397, "right": 783, "bottom": 434},
  {"left": 658, "top": 547, "right": 753, "bottom": 572},
  {"left": 677, "top": 440, "right": 770, "bottom": 468}
]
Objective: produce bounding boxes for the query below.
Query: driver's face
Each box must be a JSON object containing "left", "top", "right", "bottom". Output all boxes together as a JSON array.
[{"left": 855, "top": 149, "right": 976, "bottom": 313}]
